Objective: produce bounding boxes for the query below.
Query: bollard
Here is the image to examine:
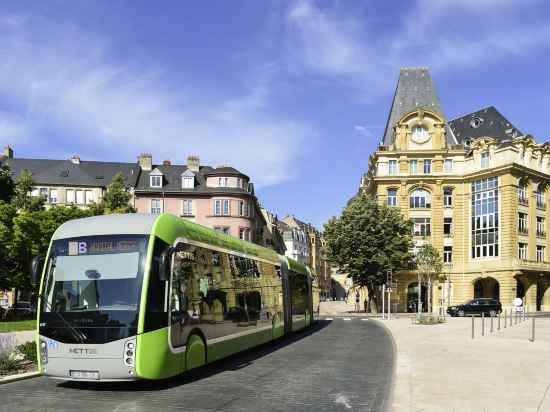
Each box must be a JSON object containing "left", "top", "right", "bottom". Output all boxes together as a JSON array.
[
  {"left": 490, "top": 314, "right": 494, "bottom": 333},
  {"left": 504, "top": 310, "right": 507, "bottom": 328},
  {"left": 471, "top": 315, "right": 475, "bottom": 339},
  {"left": 510, "top": 308, "right": 513, "bottom": 327},
  {"left": 498, "top": 313, "right": 501, "bottom": 330},
  {"left": 482, "top": 312, "right": 485, "bottom": 336},
  {"left": 529, "top": 316, "right": 535, "bottom": 342}
]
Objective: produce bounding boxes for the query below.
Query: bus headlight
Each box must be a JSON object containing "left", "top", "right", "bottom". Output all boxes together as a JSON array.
[
  {"left": 40, "top": 340, "right": 48, "bottom": 364},
  {"left": 123, "top": 339, "right": 136, "bottom": 367}
]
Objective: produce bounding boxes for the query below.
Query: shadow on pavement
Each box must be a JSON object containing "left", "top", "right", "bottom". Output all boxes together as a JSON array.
[{"left": 59, "top": 319, "right": 332, "bottom": 392}]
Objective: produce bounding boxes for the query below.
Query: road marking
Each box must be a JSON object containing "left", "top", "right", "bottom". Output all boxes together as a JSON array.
[
  {"left": 343, "top": 318, "right": 351, "bottom": 321},
  {"left": 361, "top": 318, "right": 369, "bottom": 321},
  {"left": 325, "top": 318, "right": 334, "bottom": 320}
]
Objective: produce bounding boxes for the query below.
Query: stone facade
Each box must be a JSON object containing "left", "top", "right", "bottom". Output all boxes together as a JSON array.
[{"left": 362, "top": 67, "right": 550, "bottom": 313}]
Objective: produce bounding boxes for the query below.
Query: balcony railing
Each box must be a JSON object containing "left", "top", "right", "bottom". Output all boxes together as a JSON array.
[
  {"left": 518, "top": 227, "right": 529, "bottom": 235},
  {"left": 537, "top": 231, "right": 547, "bottom": 238},
  {"left": 537, "top": 200, "right": 546, "bottom": 210}
]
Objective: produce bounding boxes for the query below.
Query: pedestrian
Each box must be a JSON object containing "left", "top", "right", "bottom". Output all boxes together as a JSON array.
[
  {"left": 355, "top": 290, "right": 360, "bottom": 312},
  {"left": 363, "top": 298, "right": 368, "bottom": 313},
  {"left": 332, "top": 288, "right": 336, "bottom": 301}
]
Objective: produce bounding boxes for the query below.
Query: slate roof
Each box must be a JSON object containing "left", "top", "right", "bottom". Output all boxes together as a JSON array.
[
  {"left": 203, "top": 166, "right": 248, "bottom": 179},
  {"left": 2, "top": 158, "right": 140, "bottom": 187},
  {"left": 134, "top": 164, "right": 254, "bottom": 196},
  {"left": 382, "top": 68, "right": 456, "bottom": 146},
  {"left": 448, "top": 106, "right": 522, "bottom": 145}
]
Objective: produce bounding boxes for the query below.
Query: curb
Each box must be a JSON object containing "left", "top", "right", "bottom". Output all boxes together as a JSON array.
[
  {"left": 371, "top": 319, "right": 398, "bottom": 412},
  {"left": 0, "top": 371, "right": 40, "bottom": 385}
]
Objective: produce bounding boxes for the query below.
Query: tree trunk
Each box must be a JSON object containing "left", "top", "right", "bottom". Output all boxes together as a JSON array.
[{"left": 367, "top": 285, "right": 378, "bottom": 313}]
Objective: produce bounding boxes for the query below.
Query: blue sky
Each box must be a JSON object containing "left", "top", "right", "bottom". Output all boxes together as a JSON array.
[{"left": 1, "top": 0, "right": 549, "bottom": 228}]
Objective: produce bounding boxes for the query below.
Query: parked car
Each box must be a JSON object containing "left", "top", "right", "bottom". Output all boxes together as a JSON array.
[
  {"left": 447, "top": 298, "right": 502, "bottom": 317},
  {"left": 4, "top": 301, "right": 35, "bottom": 320}
]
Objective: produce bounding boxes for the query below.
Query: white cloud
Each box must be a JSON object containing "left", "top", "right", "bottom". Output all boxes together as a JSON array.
[
  {"left": 0, "top": 15, "right": 313, "bottom": 187},
  {"left": 283, "top": 0, "right": 550, "bottom": 94}
]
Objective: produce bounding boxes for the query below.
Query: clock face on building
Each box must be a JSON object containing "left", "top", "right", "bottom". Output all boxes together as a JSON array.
[{"left": 411, "top": 126, "right": 430, "bottom": 144}]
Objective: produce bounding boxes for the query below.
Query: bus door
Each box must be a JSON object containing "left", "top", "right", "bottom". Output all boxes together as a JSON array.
[
  {"left": 169, "top": 250, "right": 191, "bottom": 353},
  {"left": 280, "top": 260, "right": 292, "bottom": 334}
]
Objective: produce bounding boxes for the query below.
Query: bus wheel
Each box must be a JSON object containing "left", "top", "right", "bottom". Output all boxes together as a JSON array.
[{"left": 186, "top": 334, "right": 206, "bottom": 371}]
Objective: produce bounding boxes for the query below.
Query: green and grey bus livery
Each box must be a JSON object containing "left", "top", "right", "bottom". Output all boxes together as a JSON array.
[{"left": 36, "top": 213, "right": 317, "bottom": 381}]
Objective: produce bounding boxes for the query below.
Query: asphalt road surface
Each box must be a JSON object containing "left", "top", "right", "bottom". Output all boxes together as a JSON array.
[{"left": 0, "top": 319, "right": 394, "bottom": 412}]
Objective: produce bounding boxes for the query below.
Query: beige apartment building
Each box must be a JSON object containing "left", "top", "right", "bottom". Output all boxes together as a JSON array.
[{"left": 361, "top": 67, "right": 550, "bottom": 313}]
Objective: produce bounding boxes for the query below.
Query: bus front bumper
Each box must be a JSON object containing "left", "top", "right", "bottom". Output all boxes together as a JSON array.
[{"left": 39, "top": 335, "right": 138, "bottom": 381}]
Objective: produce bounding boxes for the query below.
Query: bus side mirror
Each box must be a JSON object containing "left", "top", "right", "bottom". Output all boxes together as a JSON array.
[
  {"left": 31, "top": 255, "right": 44, "bottom": 287},
  {"left": 159, "top": 247, "right": 174, "bottom": 282}
]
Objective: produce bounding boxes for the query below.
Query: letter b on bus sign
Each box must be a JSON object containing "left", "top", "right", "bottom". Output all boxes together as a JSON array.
[{"left": 78, "top": 242, "right": 87, "bottom": 254}]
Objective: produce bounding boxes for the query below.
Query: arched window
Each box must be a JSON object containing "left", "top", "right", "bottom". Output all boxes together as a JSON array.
[
  {"left": 518, "top": 179, "right": 528, "bottom": 205},
  {"left": 536, "top": 183, "right": 546, "bottom": 209},
  {"left": 409, "top": 189, "right": 431, "bottom": 209}
]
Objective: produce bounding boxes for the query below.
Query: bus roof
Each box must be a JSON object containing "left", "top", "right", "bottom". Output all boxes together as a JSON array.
[
  {"left": 153, "top": 213, "right": 281, "bottom": 264},
  {"left": 52, "top": 214, "right": 157, "bottom": 240},
  {"left": 286, "top": 257, "right": 309, "bottom": 275}
]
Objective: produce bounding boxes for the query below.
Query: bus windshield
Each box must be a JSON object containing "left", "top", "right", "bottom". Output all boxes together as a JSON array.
[{"left": 40, "top": 235, "right": 148, "bottom": 344}]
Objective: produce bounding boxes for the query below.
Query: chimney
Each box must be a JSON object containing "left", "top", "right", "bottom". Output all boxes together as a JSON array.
[
  {"left": 138, "top": 153, "right": 153, "bottom": 171},
  {"left": 187, "top": 155, "right": 200, "bottom": 173},
  {"left": 162, "top": 160, "right": 171, "bottom": 166},
  {"left": 3, "top": 145, "right": 13, "bottom": 159},
  {"left": 70, "top": 155, "right": 80, "bottom": 164}
]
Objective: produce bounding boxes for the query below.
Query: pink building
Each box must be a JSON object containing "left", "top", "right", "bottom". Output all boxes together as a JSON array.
[{"left": 134, "top": 154, "right": 267, "bottom": 244}]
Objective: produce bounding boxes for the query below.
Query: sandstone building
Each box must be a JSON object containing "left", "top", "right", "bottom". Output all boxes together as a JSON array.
[{"left": 361, "top": 67, "right": 550, "bottom": 313}]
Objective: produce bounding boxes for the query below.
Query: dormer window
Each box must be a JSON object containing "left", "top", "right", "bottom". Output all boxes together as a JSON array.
[
  {"left": 150, "top": 175, "right": 162, "bottom": 188},
  {"left": 181, "top": 169, "right": 195, "bottom": 189},
  {"left": 411, "top": 126, "right": 429, "bottom": 144},
  {"left": 182, "top": 177, "right": 193, "bottom": 188},
  {"left": 481, "top": 151, "right": 490, "bottom": 168},
  {"left": 218, "top": 177, "right": 229, "bottom": 187},
  {"left": 149, "top": 168, "right": 164, "bottom": 188},
  {"left": 237, "top": 177, "right": 242, "bottom": 188}
]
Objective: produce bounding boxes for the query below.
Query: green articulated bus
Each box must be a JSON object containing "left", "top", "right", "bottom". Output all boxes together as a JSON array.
[{"left": 33, "top": 213, "right": 318, "bottom": 381}]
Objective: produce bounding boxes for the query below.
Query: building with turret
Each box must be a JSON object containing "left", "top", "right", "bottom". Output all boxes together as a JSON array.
[{"left": 361, "top": 67, "right": 549, "bottom": 313}]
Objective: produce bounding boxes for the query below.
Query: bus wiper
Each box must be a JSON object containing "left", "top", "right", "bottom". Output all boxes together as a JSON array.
[{"left": 39, "top": 256, "right": 87, "bottom": 344}]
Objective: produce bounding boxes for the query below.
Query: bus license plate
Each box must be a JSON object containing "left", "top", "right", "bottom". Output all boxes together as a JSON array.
[{"left": 70, "top": 370, "right": 99, "bottom": 380}]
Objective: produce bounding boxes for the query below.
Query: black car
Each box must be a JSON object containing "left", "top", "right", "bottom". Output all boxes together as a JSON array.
[{"left": 447, "top": 298, "right": 502, "bottom": 317}]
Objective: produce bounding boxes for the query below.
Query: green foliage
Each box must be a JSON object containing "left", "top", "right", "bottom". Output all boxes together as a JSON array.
[
  {"left": 0, "top": 164, "right": 15, "bottom": 202},
  {"left": 0, "top": 201, "right": 17, "bottom": 290},
  {"left": 415, "top": 314, "right": 445, "bottom": 325},
  {"left": 323, "top": 193, "right": 413, "bottom": 310},
  {"left": 415, "top": 243, "right": 444, "bottom": 281},
  {"left": 16, "top": 341, "right": 37, "bottom": 363},
  {"left": 101, "top": 172, "right": 135, "bottom": 213},
  {"left": 13, "top": 169, "right": 44, "bottom": 212},
  {"left": 0, "top": 354, "right": 19, "bottom": 374},
  {"left": 0, "top": 320, "right": 36, "bottom": 332}
]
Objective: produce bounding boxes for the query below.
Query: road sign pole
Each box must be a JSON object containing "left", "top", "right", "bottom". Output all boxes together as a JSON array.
[{"left": 382, "top": 284, "right": 385, "bottom": 320}]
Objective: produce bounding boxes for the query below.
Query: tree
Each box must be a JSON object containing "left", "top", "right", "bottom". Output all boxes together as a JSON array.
[
  {"left": 323, "top": 193, "right": 413, "bottom": 313},
  {"left": 414, "top": 243, "right": 443, "bottom": 314},
  {"left": 0, "top": 201, "right": 17, "bottom": 290},
  {"left": 101, "top": 172, "right": 135, "bottom": 213},
  {"left": 13, "top": 169, "right": 44, "bottom": 212},
  {"left": 0, "top": 164, "right": 15, "bottom": 202}
]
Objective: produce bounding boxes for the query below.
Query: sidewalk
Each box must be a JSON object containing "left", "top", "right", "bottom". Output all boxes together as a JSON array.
[{"left": 381, "top": 316, "right": 550, "bottom": 412}]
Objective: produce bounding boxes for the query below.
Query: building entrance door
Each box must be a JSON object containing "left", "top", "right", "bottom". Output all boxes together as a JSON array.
[{"left": 407, "top": 282, "right": 427, "bottom": 313}]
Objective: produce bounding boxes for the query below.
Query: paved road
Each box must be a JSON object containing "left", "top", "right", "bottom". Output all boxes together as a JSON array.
[{"left": 0, "top": 319, "right": 394, "bottom": 412}]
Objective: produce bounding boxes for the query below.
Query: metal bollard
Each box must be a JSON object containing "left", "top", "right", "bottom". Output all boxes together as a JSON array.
[
  {"left": 490, "top": 314, "right": 494, "bottom": 333},
  {"left": 510, "top": 308, "right": 513, "bottom": 327},
  {"left": 504, "top": 310, "right": 507, "bottom": 328},
  {"left": 498, "top": 313, "right": 501, "bottom": 330},
  {"left": 529, "top": 316, "right": 535, "bottom": 342},
  {"left": 482, "top": 312, "right": 485, "bottom": 336},
  {"left": 471, "top": 315, "right": 475, "bottom": 339}
]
